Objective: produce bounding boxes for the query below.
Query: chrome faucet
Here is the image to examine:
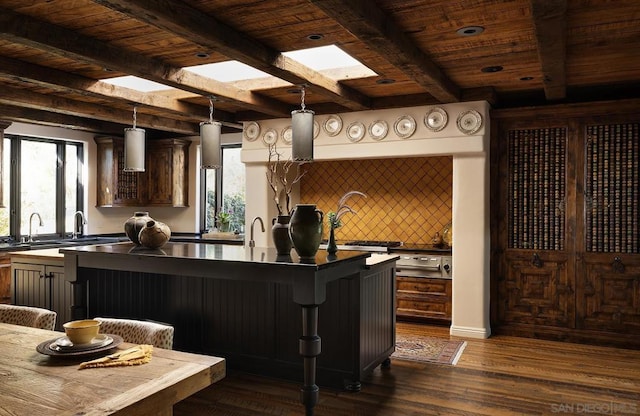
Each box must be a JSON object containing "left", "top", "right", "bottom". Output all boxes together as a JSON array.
[
  {"left": 73, "top": 210, "right": 87, "bottom": 239},
  {"left": 249, "top": 216, "right": 265, "bottom": 248},
  {"left": 28, "top": 212, "right": 43, "bottom": 242}
]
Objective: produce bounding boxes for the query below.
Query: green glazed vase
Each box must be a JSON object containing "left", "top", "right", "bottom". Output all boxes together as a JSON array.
[{"left": 289, "top": 204, "right": 324, "bottom": 260}]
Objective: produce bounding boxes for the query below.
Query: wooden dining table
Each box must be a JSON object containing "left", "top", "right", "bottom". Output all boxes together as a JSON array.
[{"left": 0, "top": 322, "right": 226, "bottom": 416}]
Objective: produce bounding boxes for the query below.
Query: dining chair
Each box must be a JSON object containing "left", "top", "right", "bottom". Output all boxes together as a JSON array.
[
  {"left": 94, "top": 317, "right": 174, "bottom": 349},
  {"left": 0, "top": 304, "right": 57, "bottom": 330}
]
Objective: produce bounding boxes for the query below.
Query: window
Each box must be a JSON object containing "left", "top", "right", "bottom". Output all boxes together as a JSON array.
[
  {"left": 0, "top": 135, "right": 83, "bottom": 241},
  {"left": 201, "top": 145, "right": 245, "bottom": 233}
]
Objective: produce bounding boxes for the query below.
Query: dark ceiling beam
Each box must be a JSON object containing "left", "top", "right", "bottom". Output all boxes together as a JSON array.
[
  {"left": 0, "top": 56, "right": 238, "bottom": 126},
  {"left": 530, "top": 0, "right": 567, "bottom": 100},
  {"left": 307, "top": 0, "right": 460, "bottom": 103},
  {"left": 0, "top": 86, "right": 199, "bottom": 135},
  {"left": 91, "top": 0, "right": 372, "bottom": 111},
  {"left": 0, "top": 104, "right": 126, "bottom": 135},
  {"left": 0, "top": 8, "right": 291, "bottom": 118}
]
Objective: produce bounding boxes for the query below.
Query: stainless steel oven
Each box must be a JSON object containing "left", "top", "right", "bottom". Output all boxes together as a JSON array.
[{"left": 393, "top": 253, "right": 452, "bottom": 279}]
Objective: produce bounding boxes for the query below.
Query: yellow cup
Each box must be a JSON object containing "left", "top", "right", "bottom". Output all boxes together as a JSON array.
[{"left": 63, "top": 319, "right": 101, "bottom": 345}]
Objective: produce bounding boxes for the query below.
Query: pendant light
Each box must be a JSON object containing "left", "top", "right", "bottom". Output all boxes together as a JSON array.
[
  {"left": 123, "top": 105, "right": 145, "bottom": 172},
  {"left": 200, "top": 96, "right": 221, "bottom": 169},
  {"left": 291, "top": 85, "right": 314, "bottom": 162}
]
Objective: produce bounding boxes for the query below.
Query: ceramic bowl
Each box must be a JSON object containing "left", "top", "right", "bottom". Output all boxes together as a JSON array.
[{"left": 63, "top": 319, "right": 101, "bottom": 345}]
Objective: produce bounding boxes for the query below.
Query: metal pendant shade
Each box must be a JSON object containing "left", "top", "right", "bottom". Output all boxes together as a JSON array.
[
  {"left": 292, "top": 86, "right": 314, "bottom": 162},
  {"left": 123, "top": 106, "right": 145, "bottom": 172},
  {"left": 200, "top": 97, "right": 221, "bottom": 169}
]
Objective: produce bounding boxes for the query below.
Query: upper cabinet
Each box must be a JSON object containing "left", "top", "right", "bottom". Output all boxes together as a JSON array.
[{"left": 95, "top": 137, "right": 190, "bottom": 207}]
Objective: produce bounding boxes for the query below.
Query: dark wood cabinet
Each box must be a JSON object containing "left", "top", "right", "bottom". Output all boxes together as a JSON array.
[
  {"left": 492, "top": 107, "right": 640, "bottom": 348},
  {"left": 95, "top": 137, "right": 190, "bottom": 207},
  {"left": 396, "top": 276, "right": 452, "bottom": 323}
]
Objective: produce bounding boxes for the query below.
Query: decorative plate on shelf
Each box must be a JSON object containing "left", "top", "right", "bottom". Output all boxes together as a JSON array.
[
  {"left": 282, "top": 126, "right": 292, "bottom": 144},
  {"left": 346, "top": 121, "right": 366, "bottom": 142},
  {"left": 244, "top": 121, "right": 260, "bottom": 142},
  {"left": 313, "top": 120, "right": 320, "bottom": 139},
  {"left": 424, "top": 107, "right": 448, "bottom": 132},
  {"left": 262, "top": 128, "right": 277, "bottom": 145},
  {"left": 369, "top": 120, "right": 388, "bottom": 141},
  {"left": 394, "top": 115, "right": 417, "bottom": 139},
  {"left": 323, "top": 114, "right": 342, "bottom": 136},
  {"left": 456, "top": 110, "right": 483, "bottom": 135}
]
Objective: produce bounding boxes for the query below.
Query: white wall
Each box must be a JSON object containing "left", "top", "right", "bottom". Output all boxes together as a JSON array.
[{"left": 241, "top": 101, "right": 492, "bottom": 339}]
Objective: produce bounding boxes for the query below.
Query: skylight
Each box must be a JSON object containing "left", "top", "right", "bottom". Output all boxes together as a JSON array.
[
  {"left": 101, "top": 45, "right": 376, "bottom": 93},
  {"left": 283, "top": 45, "right": 375, "bottom": 75},
  {"left": 102, "top": 76, "right": 172, "bottom": 92},
  {"left": 185, "top": 61, "right": 271, "bottom": 82}
]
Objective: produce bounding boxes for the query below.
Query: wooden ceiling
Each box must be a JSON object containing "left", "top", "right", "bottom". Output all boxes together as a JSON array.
[{"left": 0, "top": 0, "right": 639, "bottom": 138}]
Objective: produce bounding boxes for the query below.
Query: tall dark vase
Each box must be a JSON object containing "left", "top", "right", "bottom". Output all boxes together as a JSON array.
[
  {"left": 124, "top": 211, "right": 152, "bottom": 245},
  {"left": 272, "top": 215, "right": 292, "bottom": 255},
  {"left": 289, "top": 204, "right": 324, "bottom": 260},
  {"left": 326, "top": 226, "right": 338, "bottom": 254}
]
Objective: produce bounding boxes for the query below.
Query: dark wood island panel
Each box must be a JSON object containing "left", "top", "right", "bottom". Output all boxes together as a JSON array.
[{"left": 62, "top": 242, "right": 397, "bottom": 415}]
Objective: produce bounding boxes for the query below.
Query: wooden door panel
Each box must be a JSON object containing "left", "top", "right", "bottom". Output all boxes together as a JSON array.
[
  {"left": 580, "top": 259, "right": 640, "bottom": 332},
  {"left": 499, "top": 255, "right": 574, "bottom": 327}
]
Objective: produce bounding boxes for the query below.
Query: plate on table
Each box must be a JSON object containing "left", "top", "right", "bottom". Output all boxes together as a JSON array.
[
  {"left": 456, "top": 110, "right": 483, "bottom": 135},
  {"left": 36, "top": 334, "right": 123, "bottom": 357},
  {"left": 394, "top": 115, "right": 416, "bottom": 138},
  {"left": 424, "top": 107, "right": 448, "bottom": 132}
]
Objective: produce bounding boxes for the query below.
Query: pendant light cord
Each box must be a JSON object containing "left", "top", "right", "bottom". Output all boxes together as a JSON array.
[
  {"left": 208, "top": 97, "right": 214, "bottom": 123},
  {"left": 132, "top": 105, "right": 138, "bottom": 129},
  {"left": 300, "top": 86, "right": 306, "bottom": 111}
]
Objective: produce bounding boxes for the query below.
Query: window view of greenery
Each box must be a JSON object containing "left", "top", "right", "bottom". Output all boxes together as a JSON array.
[
  {"left": 204, "top": 146, "right": 245, "bottom": 233},
  {"left": 0, "top": 135, "right": 82, "bottom": 241},
  {"left": 0, "top": 138, "right": 9, "bottom": 236}
]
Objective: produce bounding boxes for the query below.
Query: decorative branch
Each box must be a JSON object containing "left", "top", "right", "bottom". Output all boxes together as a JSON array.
[
  {"left": 328, "top": 191, "right": 367, "bottom": 229},
  {"left": 266, "top": 142, "right": 306, "bottom": 215}
]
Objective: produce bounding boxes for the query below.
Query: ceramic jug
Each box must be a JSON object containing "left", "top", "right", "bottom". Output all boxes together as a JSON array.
[
  {"left": 138, "top": 219, "right": 171, "bottom": 249},
  {"left": 289, "top": 204, "right": 323, "bottom": 260},
  {"left": 272, "top": 215, "right": 292, "bottom": 255}
]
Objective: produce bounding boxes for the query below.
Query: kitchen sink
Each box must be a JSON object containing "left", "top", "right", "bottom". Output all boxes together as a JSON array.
[{"left": 0, "top": 236, "right": 126, "bottom": 252}]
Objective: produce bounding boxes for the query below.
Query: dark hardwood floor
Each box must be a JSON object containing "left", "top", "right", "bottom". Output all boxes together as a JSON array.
[{"left": 174, "top": 322, "right": 640, "bottom": 415}]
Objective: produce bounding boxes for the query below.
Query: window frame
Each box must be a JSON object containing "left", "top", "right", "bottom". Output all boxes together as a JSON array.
[
  {"left": 3, "top": 134, "right": 84, "bottom": 241},
  {"left": 199, "top": 143, "right": 244, "bottom": 234}
]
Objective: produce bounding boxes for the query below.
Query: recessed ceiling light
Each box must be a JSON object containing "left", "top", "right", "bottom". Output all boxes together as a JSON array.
[
  {"left": 457, "top": 26, "right": 484, "bottom": 36},
  {"left": 520, "top": 76, "right": 534, "bottom": 81},
  {"left": 307, "top": 34, "right": 324, "bottom": 40},
  {"left": 376, "top": 78, "right": 396, "bottom": 85},
  {"left": 195, "top": 52, "right": 210, "bottom": 59},
  {"left": 481, "top": 65, "right": 503, "bottom": 73}
]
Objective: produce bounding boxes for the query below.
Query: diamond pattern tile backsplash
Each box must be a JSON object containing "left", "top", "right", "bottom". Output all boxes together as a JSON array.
[{"left": 300, "top": 157, "right": 452, "bottom": 244}]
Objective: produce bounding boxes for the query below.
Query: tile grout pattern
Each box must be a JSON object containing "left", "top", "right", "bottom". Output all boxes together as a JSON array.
[{"left": 300, "top": 157, "right": 452, "bottom": 244}]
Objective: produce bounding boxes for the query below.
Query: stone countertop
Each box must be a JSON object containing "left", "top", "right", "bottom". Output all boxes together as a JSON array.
[
  {"left": 9, "top": 248, "right": 64, "bottom": 260},
  {"left": 60, "top": 241, "right": 371, "bottom": 269}
]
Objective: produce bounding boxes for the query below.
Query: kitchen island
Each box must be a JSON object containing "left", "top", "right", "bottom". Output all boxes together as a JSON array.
[{"left": 62, "top": 242, "right": 398, "bottom": 416}]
